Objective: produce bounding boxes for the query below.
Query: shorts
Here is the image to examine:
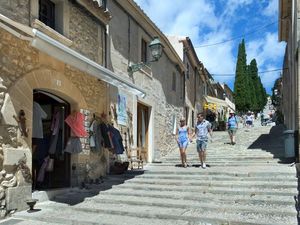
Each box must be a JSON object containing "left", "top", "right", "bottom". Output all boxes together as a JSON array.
[
  {"left": 178, "top": 140, "right": 188, "bottom": 149},
  {"left": 246, "top": 121, "right": 253, "bottom": 125},
  {"left": 196, "top": 139, "right": 208, "bottom": 152},
  {"left": 228, "top": 128, "right": 237, "bottom": 135}
]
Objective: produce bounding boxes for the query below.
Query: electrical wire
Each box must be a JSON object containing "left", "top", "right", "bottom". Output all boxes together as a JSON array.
[
  {"left": 210, "top": 68, "right": 287, "bottom": 76},
  {"left": 194, "top": 20, "right": 277, "bottom": 48}
]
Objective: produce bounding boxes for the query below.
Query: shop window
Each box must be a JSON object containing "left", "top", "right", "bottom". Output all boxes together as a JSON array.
[
  {"left": 39, "top": 0, "right": 55, "bottom": 29},
  {"left": 172, "top": 72, "right": 176, "bottom": 91},
  {"left": 141, "top": 39, "right": 148, "bottom": 63}
]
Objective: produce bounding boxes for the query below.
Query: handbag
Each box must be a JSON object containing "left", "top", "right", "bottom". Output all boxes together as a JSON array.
[{"left": 46, "top": 158, "right": 54, "bottom": 172}]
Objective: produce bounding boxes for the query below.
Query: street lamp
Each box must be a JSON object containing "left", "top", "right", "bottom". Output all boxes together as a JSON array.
[{"left": 128, "top": 37, "right": 163, "bottom": 75}]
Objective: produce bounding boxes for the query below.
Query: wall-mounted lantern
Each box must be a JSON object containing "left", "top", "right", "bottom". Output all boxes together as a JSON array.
[{"left": 128, "top": 37, "right": 163, "bottom": 75}]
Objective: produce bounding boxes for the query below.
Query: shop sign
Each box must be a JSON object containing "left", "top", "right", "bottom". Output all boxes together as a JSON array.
[
  {"left": 117, "top": 94, "right": 127, "bottom": 126},
  {"left": 204, "top": 103, "right": 217, "bottom": 110}
]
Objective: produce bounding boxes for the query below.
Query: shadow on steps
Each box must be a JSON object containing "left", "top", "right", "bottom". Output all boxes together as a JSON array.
[
  {"left": 52, "top": 170, "right": 145, "bottom": 206},
  {"left": 248, "top": 125, "right": 295, "bottom": 164}
]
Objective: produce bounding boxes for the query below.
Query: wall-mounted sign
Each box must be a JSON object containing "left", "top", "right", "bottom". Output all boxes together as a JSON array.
[{"left": 117, "top": 94, "right": 127, "bottom": 126}]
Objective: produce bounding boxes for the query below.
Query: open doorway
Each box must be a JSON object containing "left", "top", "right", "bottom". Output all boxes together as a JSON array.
[
  {"left": 137, "top": 102, "right": 150, "bottom": 162},
  {"left": 32, "top": 90, "right": 71, "bottom": 190}
]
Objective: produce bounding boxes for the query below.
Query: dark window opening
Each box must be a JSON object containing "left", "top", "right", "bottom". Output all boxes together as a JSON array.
[
  {"left": 39, "top": 0, "right": 55, "bottom": 29},
  {"left": 172, "top": 72, "right": 176, "bottom": 91},
  {"left": 192, "top": 110, "right": 194, "bottom": 128},
  {"left": 141, "top": 39, "right": 148, "bottom": 63}
]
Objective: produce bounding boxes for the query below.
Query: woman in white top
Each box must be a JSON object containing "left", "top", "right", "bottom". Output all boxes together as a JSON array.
[{"left": 175, "top": 118, "right": 190, "bottom": 168}]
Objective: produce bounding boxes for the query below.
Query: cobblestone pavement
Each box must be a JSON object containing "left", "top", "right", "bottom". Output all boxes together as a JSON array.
[{"left": 0, "top": 122, "right": 298, "bottom": 225}]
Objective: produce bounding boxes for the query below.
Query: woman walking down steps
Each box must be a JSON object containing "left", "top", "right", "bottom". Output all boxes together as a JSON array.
[{"left": 175, "top": 117, "right": 191, "bottom": 168}]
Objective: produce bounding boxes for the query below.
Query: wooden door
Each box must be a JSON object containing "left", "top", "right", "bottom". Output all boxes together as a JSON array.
[{"left": 137, "top": 103, "right": 149, "bottom": 162}]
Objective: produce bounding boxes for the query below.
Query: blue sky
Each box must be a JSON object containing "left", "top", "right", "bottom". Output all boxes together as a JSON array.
[{"left": 134, "top": 0, "right": 286, "bottom": 94}]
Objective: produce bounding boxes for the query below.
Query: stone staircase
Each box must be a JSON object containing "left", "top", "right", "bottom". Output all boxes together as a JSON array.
[{"left": 1, "top": 125, "right": 298, "bottom": 225}]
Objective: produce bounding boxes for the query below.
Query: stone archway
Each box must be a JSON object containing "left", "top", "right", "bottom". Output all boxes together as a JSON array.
[
  {"left": 4, "top": 67, "right": 87, "bottom": 131},
  {"left": 0, "top": 67, "right": 89, "bottom": 216}
]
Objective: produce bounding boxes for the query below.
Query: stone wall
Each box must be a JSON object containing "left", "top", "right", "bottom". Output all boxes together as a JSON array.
[
  {"left": 0, "top": 26, "right": 110, "bottom": 215},
  {"left": 0, "top": 0, "right": 30, "bottom": 25},
  {"left": 69, "top": 2, "right": 106, "bottom": 65},
  {"left": 108, "top": 1, "right": 184, "bottom": 158}
]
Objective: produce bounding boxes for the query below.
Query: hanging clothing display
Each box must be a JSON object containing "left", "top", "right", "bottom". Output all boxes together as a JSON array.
[
  {"left": 89, "top": 119, "right": 103, "bottom": 153},
  {"left": 65, "top": 111, "right": 87, "bottom": 137},
  {"left": 64, "top": 137, "right": 82, "bottom": 154},
  {"left": 64, "top": 111, "right": 87, "bottom": 154},
  {"left": 109, "top": 126, "right": 125, "bottom": 155},
  {"left": 48, "top": 110, "right": 61, "bottom": 155},
  {"left": 32, "top": 102, "right": 47, "bottom": 138},
  {"left": 100, "top": 122, "right": 112, "bottom": 148}
]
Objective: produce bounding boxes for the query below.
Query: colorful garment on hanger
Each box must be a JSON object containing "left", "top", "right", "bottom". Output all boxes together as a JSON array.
[
  {"left": 100, "top": 122, "right": 112, "bottom": 148},
  {"left": 48, "top": 111, "right": 61, "bottom": 155},
  {"left": 109, "top": 126, "right": 125, "bottom": 154},
  {"left": 64, "top": 137, "right": 82, "bottom": 154},
  {"left": 65, "top": 112, "right": 87, "bottom": 137},
  {"left": 89, "top": 120, "right": 103, "bottom": 153}
]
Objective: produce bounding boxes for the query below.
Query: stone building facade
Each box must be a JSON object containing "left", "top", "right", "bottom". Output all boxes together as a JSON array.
[
  {"left": 278, "top": 0, "right": 299, "bottom": 132},
  {"left": 167, "top": 36, "right": 203, "bottom": 129},
  {"left": 0, "top": 0, "right": 185, "bottom": 215},
  {"left": 107, "top": 0, "right": 185, "bottom": 159}
]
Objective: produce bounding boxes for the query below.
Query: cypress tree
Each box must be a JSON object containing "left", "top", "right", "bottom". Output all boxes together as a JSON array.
[
  {"left": 248, "top": 59, "right": 259, "bottom": 111},
  {"left": 234, "top": 40, "right": 268, "bottom": 112},
  {"left": 234, "top": 39, "right": 249, "bottom": 112}
]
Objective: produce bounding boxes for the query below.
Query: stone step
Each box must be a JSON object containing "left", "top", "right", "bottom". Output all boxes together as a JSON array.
[
  {"left": 87, "top": 194, "right": 296, "bottom": 214},
  {"left": 162, "top": 155, "right": 277, "bottom": 160},
  {"left": 123, "top": 169, "right": 296, "bottom": 178},
  {"left": 13, "top": 202, "right": 274, "bottom": 225},
  {"left": 108, "top": 183, "right": 296, "bottom": 197},
  {"left": 0, "top": 218, "right": 62, "bottom": 225},
  {"left": 122, "top": 177, "right": 297, "bottom": 189},
  {"left": 121, "top": 173, "right": 297, "bottom": 182},
  {"left": 97, "top": 188, "right": 295, "bottom": 206},
  {"left": 147, "top": 162, "right": 286, "bottom": 167},
  {"left": 37, "top": 199, "right": 296, "bottom": 225}
]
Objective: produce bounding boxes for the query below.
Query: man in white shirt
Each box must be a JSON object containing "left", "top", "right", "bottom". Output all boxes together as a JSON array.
[{"left": 193, "top": 113, "right": 212, "bottom": 169}]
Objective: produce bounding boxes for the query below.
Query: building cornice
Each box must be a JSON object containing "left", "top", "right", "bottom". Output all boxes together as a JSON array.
[{"left": 76, "top": 0, "right": 112, "bottom": 25}]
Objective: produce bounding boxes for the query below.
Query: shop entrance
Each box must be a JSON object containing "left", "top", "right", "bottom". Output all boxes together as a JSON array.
[
  {"left": 137, "top": 102, "right": 150, "bottom": 162},
  {"left": 32, "top": 90, "right": 71, "bottom": 190}
]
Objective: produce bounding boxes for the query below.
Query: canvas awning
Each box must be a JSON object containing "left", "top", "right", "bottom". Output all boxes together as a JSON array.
[{"left": 204, "top": 96, "right": 228, "bottom": 111}]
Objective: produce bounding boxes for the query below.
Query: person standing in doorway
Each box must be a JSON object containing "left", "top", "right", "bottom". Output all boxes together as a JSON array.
[
  {"left": 193, "top": 113, "right": 212, "bottom": 169},
  {"left": 175, "top": 118, "right": 190, "bottom": 168},
  {"left": 227, "top": 110, "right": 238, "bottom": 145}
]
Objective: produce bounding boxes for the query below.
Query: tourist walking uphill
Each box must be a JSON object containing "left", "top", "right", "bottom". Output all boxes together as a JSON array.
[
  {"left": 193, "top": 113, "right": 212, "bottom": 169},
  {"left": 227, "top": 110, "right": 239, "bottom": 145},
  {"left": 175, "top": 118, "right": 191, "bottom": 168}
]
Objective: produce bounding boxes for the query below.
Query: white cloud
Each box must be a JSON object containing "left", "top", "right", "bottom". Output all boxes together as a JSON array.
[
  {"left": 262, "top": 0, "right": 278, "bottom": 17},
  {"left": 247, "top": 32, "right": 285, "bottom": 65},
  {"left": 247, "top": 32, "right": 285, "bottom": 92},
  {"left": 134, "top": 0, "right": 285, "bottom": 93}
]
